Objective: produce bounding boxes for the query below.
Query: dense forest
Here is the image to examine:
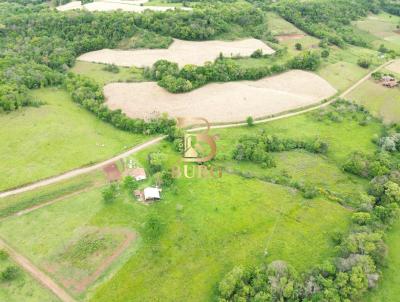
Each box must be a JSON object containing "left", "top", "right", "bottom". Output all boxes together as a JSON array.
[
  {"left": 273, "top": 0, "right": 380, "bottom": 47},
  {"left": 0, "top": 0, "right": 264, "bottom": 135}
]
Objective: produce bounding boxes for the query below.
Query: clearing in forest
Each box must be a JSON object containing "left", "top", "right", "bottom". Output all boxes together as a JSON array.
[
  {"left": 103, "top": 70, "right": 337, "bottom": 123},
  {"left": 77, "top": 38, "right": 275, "bottom": 68}
]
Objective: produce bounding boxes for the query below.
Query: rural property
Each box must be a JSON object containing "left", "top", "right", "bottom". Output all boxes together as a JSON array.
[{"left": 1, "top": 0, "right": 400, "bottom": 302}]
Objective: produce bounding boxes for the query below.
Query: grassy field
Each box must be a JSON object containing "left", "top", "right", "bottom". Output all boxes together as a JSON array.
[
  {"left": 144, "top": 0, "right": 184, "bottom": 7},
  {"left": 354, "top": 12, "right": 400, "bottom": 52},
  {"left": 364, "top": 221, "right": 400, "bottom": 302},
  {"left": 89, "top": 174, "right": 351, "bottom": 302},
  {"left": 266, "top": 12, "right": 304, "bottom": 36},
  {"left": 212, "top": 112, "right": 382, "bottom": 164},
  {"left": 0, "top": 254, "right": 57, "bottom": 302},
  {"left": 347, "top": 79, "right": 400, "bottom": 123},
  {"left": 70, "top": 61, "right": 144, "bottom": 86},
  {"left": 0, "top": 103, "right": 383, "bottom": 301},
  {"left": 0, "top": 186, "right": 139, "bottom": 300},
  {"left": 0, "top": 170, "right": 105, "bottom": 219},
  {"left": 0, "top": 88, "right": 148, "bottom": 191}
]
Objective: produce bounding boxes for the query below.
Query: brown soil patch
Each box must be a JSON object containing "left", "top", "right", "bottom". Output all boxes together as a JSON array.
[
  {"left": 77, "top": 38, "right": 275, "bottom": 68},
  {"left": 386, "top": 60, "right": 400, "bottom": 74},
  {"left": 276, "top": 34, "right": 305, "bottom": 42},
  {"left": 103, "top": 70, "right": 337, "bottom": 123},
  {"left": 103, "top": 163, "right": 121, "bottom": 182}
]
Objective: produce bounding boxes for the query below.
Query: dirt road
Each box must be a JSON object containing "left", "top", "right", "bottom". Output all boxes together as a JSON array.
[
  {"left": 0, "top": 237, "right": 76, "bottom": 302},
  {"left": 0, "top": 136, "right": 165, "bottom": 199},
  {"left": 0, "top": 60, "right": 393, "bottom": 199}
]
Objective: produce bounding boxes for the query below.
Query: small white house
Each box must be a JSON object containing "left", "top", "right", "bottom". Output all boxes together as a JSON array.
[{"left": 143, "top": 187, "right": 161, "bottom": 201}]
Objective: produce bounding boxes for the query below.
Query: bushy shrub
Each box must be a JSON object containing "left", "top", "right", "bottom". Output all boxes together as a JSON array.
[
  {"left": 246, "top": 116, "right": 254, "bottom": 127},
  {"left": 343, "top": 151, "right": 392, "bottom": 179},
  {"left": 123, "top": 176, "right": 139, "bottom": 191},
  {"left": 102, "top": 183, "right": 118, "bottom": 204},
  {"left": 0, "top": 266, "right": 19, "bottom": 282},
  {"left": 358, "top": 58, "right": 372, "bottom": 69},
  {"left": 102, "top": 64, "right": 120, "bottom": 74},
  {"left": 288, "top": 51, "right": 321, "bottom": 71}
]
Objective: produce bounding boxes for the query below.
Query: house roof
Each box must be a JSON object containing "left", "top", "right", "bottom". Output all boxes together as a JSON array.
[
  {"left": 126, "top": 168, "right": 147, "bottom": 180},
  {"left": 144, "top": 187, "right": 161, "bottom": 200}
]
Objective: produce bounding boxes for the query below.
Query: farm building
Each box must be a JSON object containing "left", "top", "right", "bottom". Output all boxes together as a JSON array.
[
  {"left": 144, "top": 187, "right": 161, "bottom": 201},
  {"left": 134, "top": 187, "right": 162, "bottom": 203},
  {"left": 381, "top": 75, "right": 398, "bottom": 88},
  {"left": 125, "top": 167, "right": 147, "bottom": 181}
]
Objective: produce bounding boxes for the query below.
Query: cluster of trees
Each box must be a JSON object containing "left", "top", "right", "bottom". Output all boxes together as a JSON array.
[
  {"left": 65, "top": 73, "right": 176, "bottom": 135},
  {"left": 135, "top": 3, "right": 265, "bottom": 41},
  {"left": 219, "top": 104, "right": 400, "bottom": 301},
  {"left": 0, "top": 1, "right": 266, "bottom": 113},
  {"left": 313, "top": 99, "right": 372, "bottom": 125},
  {"left": 345, "top": 125, "right": 400, "bottom": 178},
  {"left": 146, "top": 51, "right": 320, "bottom": 93},
  {"left": 273, "top": 0, "right": 378, "bottom": 47},
  {"left": 381, "top": 0, "right": 400, "bottom": 16},
  {"left": 232, "top": 131, "right": 328, "bottom": 168},
  {"left": 344, "top": 151, "right": 393, "bottom": 179},
  {"left": 219, "top": 164, "right": 400, "bottom": 302},
  {"left": 378, "top": 126, "right": 400, "bottom": 152}
]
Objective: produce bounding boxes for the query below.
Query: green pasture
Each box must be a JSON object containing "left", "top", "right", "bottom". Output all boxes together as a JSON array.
[
  {"left": 0, "top": 88, "right": 147, "bottom": 191},
  {"left": 347, "top": 79, "right": 400, "bottom": 124}
]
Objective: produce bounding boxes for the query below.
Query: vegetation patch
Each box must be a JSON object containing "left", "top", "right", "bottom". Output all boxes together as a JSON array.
[
  {"left": 0, "top": 249, "right": 57, "bottom": 302},
  {"left": 348, "top": 78, "right": 400, "bottom": 123},
  {"left": 48, "top": 228, "right": 135, "bottom": 295}
]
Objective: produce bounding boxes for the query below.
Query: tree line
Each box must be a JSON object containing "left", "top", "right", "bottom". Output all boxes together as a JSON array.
[
  {"left": 232, "top": 131, "right": 328, "bottom": 168},
  {"left": 146, "top": 51, "right": 321, "bottom": 93},
  {"left": 217, "top": 104, "right": 400, "bottom": 302},
  {"left": 0, "top": 0, "right": 266, "bottom": 136},
  {"left": 0, "top": 1, "right": 264, "bottom": 104}
]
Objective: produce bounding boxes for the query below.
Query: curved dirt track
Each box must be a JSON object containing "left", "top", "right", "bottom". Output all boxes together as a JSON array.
[
  {"left": 0, "top": 237, "right": 76, "bottom": 302},
  {"left": 78, "top": 38, "right": 275, "bottom": 68},
  {"left": 0, "top": 60, "right": 393, "bottom": 199},
  {"left": 104, "top": 70, "right": 337, "bottom": 123}
]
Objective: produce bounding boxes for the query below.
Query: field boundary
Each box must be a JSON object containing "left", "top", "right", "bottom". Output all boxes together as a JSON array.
[
  {"left": 0, "top": 236, "right": 76, "bottom": 302},
  {"left": 0, "top": 60, "right": 393, "bottom": 199}
]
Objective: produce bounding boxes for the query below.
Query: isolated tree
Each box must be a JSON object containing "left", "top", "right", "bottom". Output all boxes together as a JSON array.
[
  {"left": 295, "top": 43, "right": 303, "bottom": 50},
  {"left": 321, "top": 49, "right": 330, "bottom": 58},
  {"left": 246, "top": 116, "right": 254, "bottom": 127},
  {"left": 102, "top": 183, "right": 118, "bottom": 204}
]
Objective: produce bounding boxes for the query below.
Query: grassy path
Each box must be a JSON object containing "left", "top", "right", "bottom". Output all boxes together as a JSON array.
[{"left": 0, "top": 60, "right": 393, "bottom": 200}]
